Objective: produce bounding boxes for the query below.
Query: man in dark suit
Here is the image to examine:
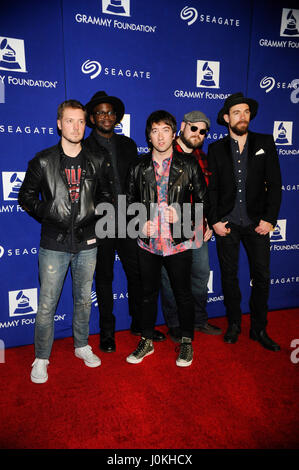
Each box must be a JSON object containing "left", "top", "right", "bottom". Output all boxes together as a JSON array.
[
  {"left": 84, "top": 91, "right": 165, "bottom": 352},
  {"left": 207, "top": 93, "right": 282, "bottom": 351}
]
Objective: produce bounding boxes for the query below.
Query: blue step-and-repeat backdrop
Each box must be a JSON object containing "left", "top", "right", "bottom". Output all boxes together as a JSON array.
[{"left": 0, "top": 0, "right": 298, "bottom": 348}]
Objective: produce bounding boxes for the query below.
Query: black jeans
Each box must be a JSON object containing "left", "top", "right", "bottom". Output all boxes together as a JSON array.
[
  {"left": 95, "top": 237, "right": 142, "bottom": 337},
  {"left": 138, "top": 246, "right": 194, "bottom": 340},
  {"left": 215, "top": 223, "right": 270, "bottom": 331}
]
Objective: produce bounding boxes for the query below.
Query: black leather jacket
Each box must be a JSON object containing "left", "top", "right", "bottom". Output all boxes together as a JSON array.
[
  {"left": 18, "top": 143, "right": 111, "bottom": 243},
  {"left": 126, "top": 149, "right": 209, "bottom": 245}
]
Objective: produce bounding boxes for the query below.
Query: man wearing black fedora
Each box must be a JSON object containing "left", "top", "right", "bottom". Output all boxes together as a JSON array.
[
  {"left": 84, "top": 91, "right": 165, "bottom": 352},
  {"left": 207, "top": 92, "right": 282, "bottom": 351}
]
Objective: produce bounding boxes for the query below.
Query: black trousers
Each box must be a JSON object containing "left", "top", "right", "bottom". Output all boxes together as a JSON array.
[
  {"left": 95, "top": 237, "right": 142, "bottom": 336},
  {"left": 215, "top": 223, "right": 270, "bottom": 332},
  {"left": 138, "top": 246, "right": 194, "bottom": 340}
]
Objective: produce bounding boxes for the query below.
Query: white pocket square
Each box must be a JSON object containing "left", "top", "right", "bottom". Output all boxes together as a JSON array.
[{"left": 255, "top": 148, "right": 265, "bottom": 155}]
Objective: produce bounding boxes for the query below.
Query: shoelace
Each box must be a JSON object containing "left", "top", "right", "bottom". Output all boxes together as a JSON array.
[
  {"left": 177, "top": 342, "right": 192, "bottom": 360},
  {"left": 134, "top": 339, "right": 150, "bottom": 356},
  {"left": 80, "top": 345, "right": 93, "bottom": 359}
]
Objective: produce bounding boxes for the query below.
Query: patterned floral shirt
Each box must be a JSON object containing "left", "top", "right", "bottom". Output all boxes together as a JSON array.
[{"left": 138, "top": 154, "right": 192, "bottom": 257}]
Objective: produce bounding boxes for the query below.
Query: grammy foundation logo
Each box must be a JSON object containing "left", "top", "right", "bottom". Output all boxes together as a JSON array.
[
  {"left": 114, "top": 114, "right": 130, "bottom": 137},
  {"left": 280, "top": 9, "right": 299, "bottom": 37},
  {"left": 102, "top": 0, "right": 130, "bottom": 17},
  {"left": 270, "top": 220, "right": 287, "bottom": 243},
  {"left": 273, "top": 121, "right": 293, "bottom": 146},
  {"left": 196, "top": 61, "right": 220, "bottom": 89},
  {"left": 2, "top": 172, "right": 25, "bottom": 201},
  {"left": 8, "top": 289, "right": 38, "bottom": 317},
  {"left": 0, "top": 37, "right": 27, "bottom": 72}
]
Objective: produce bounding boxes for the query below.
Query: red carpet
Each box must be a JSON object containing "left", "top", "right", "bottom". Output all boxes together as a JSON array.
[{"left": 0, "top": 309, "right": 298, "bottom": 450}]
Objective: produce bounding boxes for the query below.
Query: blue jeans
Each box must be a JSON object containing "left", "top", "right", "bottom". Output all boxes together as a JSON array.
[
  {"left": 35, "top": 247, "right": 97, "bottom": 359},
  {"left": 160, "top": 242, "right": 210, "bottom": 328}
]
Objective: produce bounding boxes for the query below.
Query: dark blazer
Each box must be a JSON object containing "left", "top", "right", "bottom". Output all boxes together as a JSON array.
[
  {"left": 84, "top": 130, "right": 138, "bottom": 199},
  {"left": 126, "top": 149, "right": 209, "bottom": 245},
  {"left": 207, "top": 131, "right": 282, "bottom": 227}
]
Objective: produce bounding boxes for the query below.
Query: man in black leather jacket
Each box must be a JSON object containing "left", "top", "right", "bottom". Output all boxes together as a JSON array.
[
  {"left": 18, "top": 100, "right": 111, "bottom": 383},
  {"left": 126, "top": 110, "right": 209, "bottom": 367},
  {"left": 84, "top": 91, "right": 165, "bottom": 353}
]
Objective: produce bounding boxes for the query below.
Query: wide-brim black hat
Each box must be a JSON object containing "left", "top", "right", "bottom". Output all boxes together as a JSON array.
[
  {"left": 85, "top": 91, "right": 125, "bottom": 127},
  {"left": 217, "top": 92, "right": 258, "bottom": 126}
]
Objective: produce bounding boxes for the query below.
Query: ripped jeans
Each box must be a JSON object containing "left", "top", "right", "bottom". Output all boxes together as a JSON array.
[{"left": 35, "top": 247, "right": 97, "bottom": 359}]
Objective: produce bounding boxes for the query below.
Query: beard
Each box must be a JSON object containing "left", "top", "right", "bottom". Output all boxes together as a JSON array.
[
  {"left": 230, "top": 121, "right": 249, "bottom": 136},
  {"left": 180, "top": 132, "right": 203, "bottom": 150},
  {"left": 96, "top": 124, "right": 114, "bottom": 134}
]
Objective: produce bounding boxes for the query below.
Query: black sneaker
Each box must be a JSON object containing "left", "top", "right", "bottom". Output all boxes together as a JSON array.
[
  {"left": 126, "top": 338, "right": 154, "bottom": 364},
  {"left": 176, "top": 337, "right": 193, "bottom": 367}
]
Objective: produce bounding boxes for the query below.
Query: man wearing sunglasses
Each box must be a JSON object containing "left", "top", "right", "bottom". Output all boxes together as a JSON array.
[
  {"left": 160, "top": 111, "right": 222, "bottom": 343},
  {"left": 84, "top": 91, "right": 165, "bottom": 353}
]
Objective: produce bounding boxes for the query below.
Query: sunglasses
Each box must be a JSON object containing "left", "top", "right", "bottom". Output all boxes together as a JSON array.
[{"left": 188, "top": 123, "right": 208, "bottom": 135}]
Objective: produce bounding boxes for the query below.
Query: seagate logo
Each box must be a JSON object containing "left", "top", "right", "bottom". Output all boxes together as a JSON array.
[
  {"left": 81, "top": 60, "right": 102, "bottom": 79},
  {"left": 180, "top": 6, "right": 198, "bottom": 26},
  {"left": 260, "top": 76, "right": 275, "bottom": 93}
]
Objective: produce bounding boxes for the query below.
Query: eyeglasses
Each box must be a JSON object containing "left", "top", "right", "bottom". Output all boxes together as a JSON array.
[
  {"left": 188, "top": 123, "right": 208, "bottom": 135},
  {"left": 93, "top": 110, "right": 116, "bottom": 118}
]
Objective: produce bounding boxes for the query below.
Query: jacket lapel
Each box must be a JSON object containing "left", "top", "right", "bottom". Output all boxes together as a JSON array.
[
  {"left": 221, "top": 136, "right": 235, "bottom": 181},
  {"left": 168, "top": 152, "right": 185, "bottom": 188},
  {"left": 143, "top": 156, "right": 157, "bottom": 191},
  {"left": 247, "top": 131, "right": 256, "bottom": 172}
]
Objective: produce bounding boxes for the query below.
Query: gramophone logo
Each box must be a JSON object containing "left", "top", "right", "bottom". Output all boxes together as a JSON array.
[
  {"left": 102, "top": 0, "right": 130, "bottom": 17},
  {"left": 270, "top": 220, "right": 287, "bottom": 242},
  {"left": 280, "top": 9, "right": 299, "bottom": 37},
  {"left": 2, "top": 172, "right": 25, "bottom": 201},
  {"left": 273, "top": 121, "right": 293, "bottom": 146},
  {"left": 0, "top": 37, "right": 27, "bottom": 72},
  {"left": 196, "top": 61, "right": 220, "bottom": 88},
  {"left": 9, "top": 289, "right": 38, "bottom": 317},
  {"left": 207, "top": 271, "right": 213, "bottom": 294},
  {"left": 114, "top": 114, "right": 130, "bottom": 137}
]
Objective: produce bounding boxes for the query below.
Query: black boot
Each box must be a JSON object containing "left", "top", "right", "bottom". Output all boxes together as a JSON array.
[
  {"left": 224, "top": 323, "right": 241, "bottom": 344},
  {"left": 100, "top": 332, "right": 116, "bottom": 352},
  {"left": 250, "top": 329, "right": 280, "bottom": 351}
]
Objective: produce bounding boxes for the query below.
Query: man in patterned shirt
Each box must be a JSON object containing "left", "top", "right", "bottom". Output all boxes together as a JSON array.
[
  {"left": 160, "top": 111, "right": 222, "bottom": 342},
  {"left": 126, "top": 110, "right": 208, "bottom": 367}
]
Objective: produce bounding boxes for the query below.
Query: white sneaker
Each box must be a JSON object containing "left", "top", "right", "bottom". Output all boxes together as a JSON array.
[
  {"left": 75, "top": 345, "right": 101, "bottom": 368},
  {"left": 31, "top": 358, "right": 49, "bottom": 383}
]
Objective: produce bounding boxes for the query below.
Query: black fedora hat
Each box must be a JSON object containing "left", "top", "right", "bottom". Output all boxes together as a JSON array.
[
  {"left": 85, "top": 91, "right": 125, "bottom": 127},
  {"left": 217, "top": 92, "right": 258, "bottom": 126}
]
